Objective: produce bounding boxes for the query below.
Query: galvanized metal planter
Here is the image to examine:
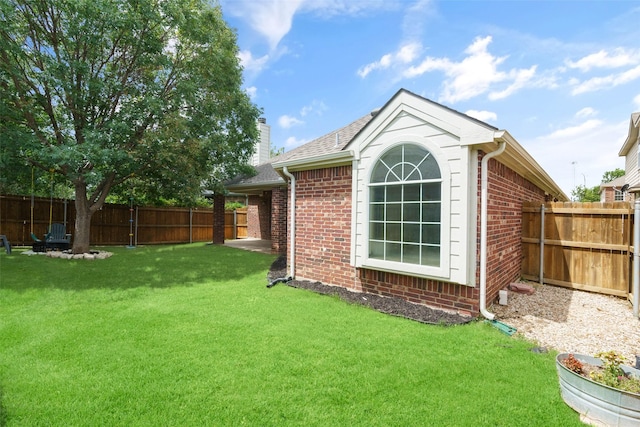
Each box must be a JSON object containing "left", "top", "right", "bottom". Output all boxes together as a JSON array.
[{"left": 556, "top": 353, "right": 640, "bottom": 427}]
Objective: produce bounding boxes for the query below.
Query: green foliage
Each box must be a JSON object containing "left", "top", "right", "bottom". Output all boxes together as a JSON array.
[
  {"left": 224, "top": 201, "right": 245, "bottom": 211},
  {"left": 0, "top": 244, "right": 584, "bottom": 426},
  {"left": 0, "top": 0, "right": 261, "bottom": 249},
  {"left": 571, "top": 184, "right": 601, "bottom": 202},
  {"left": 270, "top": 146, "right": 285, "bottom": 158},
  {"left": 601, "top": 168, "right": 625, "bottom": 184},
  {"left": 590, "top": 351, "right": 640, "bottom": 394}
]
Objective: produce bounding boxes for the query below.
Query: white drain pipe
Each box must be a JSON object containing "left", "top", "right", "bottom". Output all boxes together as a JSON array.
[
  {"left": 633, "top": 198, "right": 639, "bottom": 319},
  {"left": 282, "top": 167, "right": 296, "bottom": 279},
  {"left": 480, "top": 141, "right": 506, "bottom": 320}
]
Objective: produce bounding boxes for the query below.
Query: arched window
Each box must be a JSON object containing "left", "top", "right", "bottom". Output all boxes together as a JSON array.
[{"left": 369, "top": 144, "right": 442, "bottom": 267}]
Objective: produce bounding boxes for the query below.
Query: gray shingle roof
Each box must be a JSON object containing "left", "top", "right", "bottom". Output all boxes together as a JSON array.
[
  {"left": 226, "top": 112, "right": 373, "bottom": 191},
  {"left": 271, "top": 113, "right": 373, "bottom": 165}
]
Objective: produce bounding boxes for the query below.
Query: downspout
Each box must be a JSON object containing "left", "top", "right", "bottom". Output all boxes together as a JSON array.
[
  {"left": 282, "top": 167, "right": 296, "bottom": 279},
  {"left": 479, "top": 141, "right": 507, "bottom": 320}
]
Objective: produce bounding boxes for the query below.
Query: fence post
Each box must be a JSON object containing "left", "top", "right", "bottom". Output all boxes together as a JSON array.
[
  {"left": 189, "top": 208, "right": 193, "bottom": 244},
  {"left": 539, "top": 204, "right": 545, "bottom": 285}
]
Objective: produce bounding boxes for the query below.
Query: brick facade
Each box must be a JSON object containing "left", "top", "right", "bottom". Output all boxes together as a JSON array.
[
  {"left": 476, "top": 154, "right": 546, "bottom": 307},
  {"left": 271, "top": 187, "right": 287, "bottom": 254},
  {"left": 212, "top": 194, "right": 225, "bottom": 244},
  {"left": 289, "top": 166, "right": 355, "bottom": 287},
  {"left": 247, "top": 193, "right": 271, "bottom": 239},
  {"left": 284, "top": 154, "right": 548, "bottom": 317}
]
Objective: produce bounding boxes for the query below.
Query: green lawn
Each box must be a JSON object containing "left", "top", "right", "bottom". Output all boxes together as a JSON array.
[{"left": 0, "top": 243, "right": 582, "bottom": 426}]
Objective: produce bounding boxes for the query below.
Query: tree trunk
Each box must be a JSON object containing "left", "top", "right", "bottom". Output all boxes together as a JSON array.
[
  {"left": 73, "top": 194, "right": 93, "bottom": 254},
  {"left": 71, "top": 174, "right": 115, "bottom": 254}
]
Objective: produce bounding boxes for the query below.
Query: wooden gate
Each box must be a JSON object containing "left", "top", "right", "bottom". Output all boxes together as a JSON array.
[
  {"left": 224, "top": 208, "right": 247, "bottom": 240},
  {"left": 521, "top": 202, "right": 633, "bottom": 298}
]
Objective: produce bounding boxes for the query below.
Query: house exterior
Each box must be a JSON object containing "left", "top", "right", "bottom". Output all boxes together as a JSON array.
[
  {"left": 226, "top": 89, "right": 567, "bottom": 317},
  {"left": 618, "top": 112, "right": 640, "bottom": 199},
  {"left": 600, "top": 175, "right": 628, "bottom": 202}
]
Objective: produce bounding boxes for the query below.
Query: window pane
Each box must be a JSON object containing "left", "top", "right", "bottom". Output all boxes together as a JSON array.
[
  {"left": 403, "top": 224, "right": 420, "bottom": 243},
  {"left": 387, "top": 186, "right": 402, "bottom": 202},
  {"left": 388, "top": 164, "right": 402, "bottom": 182},
  {"left": 422, "top": 203, "right": 441, "bottom": 222},
  {"left": 386, "top": 223, "right": 401, "bottom": 241},
  {"left": 380, "top": 149, "right": 402, "bottom": 169},
  {"left": 422, "top": 245, "right": 440, "bottom": 266},
  {"left": 386, "top": 243, "right": 402, "bottom": 262},
  {"left": 371, "top": 163, "right": 388, "bottom": 183},
  {"left": 403, "top": 244, "right": 420, "bottom": 264},
  {"left": 422, "top": 183, "right": 441, "bottom": 200},
  {"left": 370, "top": 186, "right": 385, "bottom": 202},
  {"left": 370, "top": 204, "right": 384, "bottom": 221},
  {"left": 419, "top": 155, "right": 441, "bottom": 179},
  {"left": 422, "top": 224, "right": 440, "bottom": 244},
  {"left": 369, "top": 241, "right": 384, "bottom": 259},
  {"left": 403, "top": 203, "right": 420, "bottom": 222},
  {"left": 404, "top": 184, "right": 421, "bottom": 201},
  {"left": 387, "top": 203, "right": 401, "bottom": 221},
  {"left": 370, "top": 222, "right": 384, "bottom": 240}
]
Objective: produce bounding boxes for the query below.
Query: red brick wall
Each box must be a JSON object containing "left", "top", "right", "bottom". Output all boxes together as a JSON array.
[
  {"left": 357, "top": 269, "right": 477, "bottom": 317},
  {"left": 286, "top": 154, "right": 549, "bottom": 317},
  {"left": 290, "top": 166, "right": 355, "bottom": 287},
  {"left": 477, "top": 153, "right": 546, "bottom": 306},
  {"left": 247, "top": 193, "right": 271, "bottom": 239},
  {"left": 271, "top": 187, "right": 287, "bottom": 254},
  {"left": 213, "top": 194, "right": 225, "bottom": 244}
]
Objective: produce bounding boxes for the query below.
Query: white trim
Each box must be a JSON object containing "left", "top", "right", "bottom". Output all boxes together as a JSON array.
[{"left": 357, "top": 137, "right": 452, "bottom": 280}]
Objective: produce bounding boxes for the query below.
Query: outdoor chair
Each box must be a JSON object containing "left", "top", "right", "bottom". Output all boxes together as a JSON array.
[
  {"left": 45, "top": 223, "right": 71, "bottom": 251},
  {"left": 0, "top": 234, "right": 10, "bottom": 254}
]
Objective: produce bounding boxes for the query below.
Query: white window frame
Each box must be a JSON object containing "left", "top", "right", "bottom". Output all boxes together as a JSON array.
[{"left": 360, "top": 141, "right": 451, "bottom": 280}]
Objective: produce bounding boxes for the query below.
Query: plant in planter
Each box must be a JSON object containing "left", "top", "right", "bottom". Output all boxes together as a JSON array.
[{"left": 556, "top": 352, "right": 640, "bottom": 426}]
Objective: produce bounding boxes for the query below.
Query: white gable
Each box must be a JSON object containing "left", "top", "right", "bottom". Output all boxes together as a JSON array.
[{"left": 349, "top": 90, "right": 487, "bottom": 285}]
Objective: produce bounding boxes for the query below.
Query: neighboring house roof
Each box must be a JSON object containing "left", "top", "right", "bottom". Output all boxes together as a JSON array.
[
  {"left": 600, "top": 175, "right": 626, "bottom": 190},
  {"left": 618, "top": 112, "right": 640, "bottom": 156}
]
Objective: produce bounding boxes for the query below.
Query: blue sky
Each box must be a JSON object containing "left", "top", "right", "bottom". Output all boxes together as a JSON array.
[{"left": 220, "top": 0, "right": 640, "bottom": 197}]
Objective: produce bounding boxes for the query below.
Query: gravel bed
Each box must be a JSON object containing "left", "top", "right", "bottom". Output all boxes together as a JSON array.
[{"left": 492, "top": 282, "right": 640, "bottom": 363}]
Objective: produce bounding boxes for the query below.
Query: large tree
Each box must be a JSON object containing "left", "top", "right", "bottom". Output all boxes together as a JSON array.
[{"left": 0, "top": 0, "right": 260, "bottom": 253}]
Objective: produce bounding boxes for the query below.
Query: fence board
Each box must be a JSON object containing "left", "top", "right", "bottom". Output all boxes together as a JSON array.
[
  {"left": 522, "top": 201, "right": 633, "bottom": 299},
  {"left": 0, "top": 194, "right": 218, "bottom": 246}
]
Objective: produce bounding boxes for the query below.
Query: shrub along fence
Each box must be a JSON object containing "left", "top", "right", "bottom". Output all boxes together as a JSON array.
[
  {"left": 521, "top": 201, "right": 633, "bottom": 298},
  {"left": 0, "top": 194, "right": 217, "bottom": 246}
]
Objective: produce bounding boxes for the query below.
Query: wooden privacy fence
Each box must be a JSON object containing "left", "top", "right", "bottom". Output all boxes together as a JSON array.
[
  {"left": 0, "top": 194, "right": 229, "bottom": 246},
  {"left": 224, "top": 207, "right": 247, "bottom": 240},
  {"left": 522, "top": 201, "right": 633, "bottom": 298}
]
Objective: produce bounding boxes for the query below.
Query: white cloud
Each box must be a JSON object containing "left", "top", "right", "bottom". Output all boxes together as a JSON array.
[
  {"left": 300, "top": 100, "right": 328, "bottom": 117},
  {"left": 566, "top": 48, "right": 639, "bottom": 72},
  {"left": 571, "top": 64, "right": 640, "bottom": 95},
  {"left": 245, "top": 86, "right": 258, "bottom": 99},
  {"left": 238, "top": 50, "right": 270, "bottom": 73},
  {"left": 226, "top": 0, "right": 395, "bottom": 51},
  {"left": 575, "top": 107, "right": 597, "bottom": 118},
  {"left": 489, "top": 66, "right": 537, "bottom": 100},
  {"left": 278, "top": 115, "right": 304, "bottom": 129},
  {"left": 406, "top": 36, "right": 511, "bottom": 103},
  {"left": 524, "top": 119, "right": 627, "bottom": 197},
  {"left": 465, "top": 110, "right": 497, "bottom": 122},
  {"left": 547, "top": 119, "right": 602, "bottom": 139},
  {"left": 284, "top": 136, "right": 308, "bottom": 148},
  {"left": 358, "top": 42, "right": 422, "bottom": 78}
]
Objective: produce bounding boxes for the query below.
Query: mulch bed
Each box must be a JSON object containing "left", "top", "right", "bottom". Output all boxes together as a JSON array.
[{"left": 267, "top": 255, "right": 471, "bottom": 326}]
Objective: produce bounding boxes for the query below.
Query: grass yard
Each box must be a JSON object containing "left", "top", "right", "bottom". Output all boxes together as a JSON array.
[{"left": 0, "top": 243, "right": 582, "bottom": 426}]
